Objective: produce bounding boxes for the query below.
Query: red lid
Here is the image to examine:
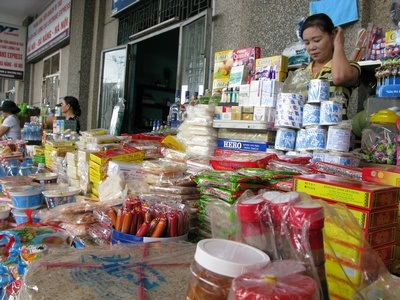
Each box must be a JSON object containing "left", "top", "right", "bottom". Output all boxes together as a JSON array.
[
  {"left": 289, "top": 201, "right": 324, "bottom": 229},
  {"left": 237, "top": 195, "right": 268, "bottom": 222},
  {"left": 233, "top": 273, "right": 318, "bottom": 300}
]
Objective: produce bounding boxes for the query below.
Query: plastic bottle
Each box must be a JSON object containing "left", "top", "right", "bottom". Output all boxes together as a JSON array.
[
  {"left": 109, "top": 98, "right": 125, "bottom": 136},
  {"left": 7, "top": 160, "right": 20, "bottom": 176},
  {"left": 170, "top": 90, "right": 181, "bottom": 132},
  {"left": 19, "top": 161, "right": 32, "bottom": 176}
]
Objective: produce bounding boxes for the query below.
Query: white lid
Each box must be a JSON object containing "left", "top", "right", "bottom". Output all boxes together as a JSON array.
[
  {"left": 194, "top": 239, "right": 270, "bottom": 278},
  {"left": 8, "top": 186, "right": 44, "bottom": 196},
  {"left": 42, "top": 187, "right": 80, "bottom": 197}
]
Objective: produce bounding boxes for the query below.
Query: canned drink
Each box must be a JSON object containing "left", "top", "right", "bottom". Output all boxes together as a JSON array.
[
  {"left": 302, "top": 104, "right": 320, "bottom": 126},
  {"left": 305, "top": 126, "right": 326, "bottom": 150},
  {"left": 275, "top": 128, "right": 297, "bottom": 151},
  {"left": 326, "top": 126, "right": 351, "bottom": 152},
  {"left": 308, "top": 79, "right": 330, "bottom": 103},
  {"left": 320, "top": 101, "right": 342, "bottom": 125}
]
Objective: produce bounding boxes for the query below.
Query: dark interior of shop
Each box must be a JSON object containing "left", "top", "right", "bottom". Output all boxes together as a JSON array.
[{"left": 129, "top": 28, "right": 179, "bottom": 133}]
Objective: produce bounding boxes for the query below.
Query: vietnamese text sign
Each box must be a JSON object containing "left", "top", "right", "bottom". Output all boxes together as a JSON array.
[
  {"left": 0, "top": 23, "right": 26, "bottom": 80},
  {"left": 27, "top": 0, "right": 71, "bottom": 61}
]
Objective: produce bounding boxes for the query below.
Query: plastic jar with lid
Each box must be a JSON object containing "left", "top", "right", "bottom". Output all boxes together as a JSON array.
[
  {"left": 186, "top": 239, "right": 270, "bottom": 300},
  {"left": 361, "top": 109, "right": 399, "bottom": 165},
  {"left": 237, "top": 195, "right": 278, "bottom": 260}
]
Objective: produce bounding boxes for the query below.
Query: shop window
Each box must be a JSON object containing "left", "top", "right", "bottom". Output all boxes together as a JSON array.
[
  {"left": 42, "top": 52, "right": 60, "bottom": 108},
  {"left": 117, "top": 0, "right": 211, "bottom": 45},
  {"left": 98, "top": 47, "right": 127, "bottom": 129}
]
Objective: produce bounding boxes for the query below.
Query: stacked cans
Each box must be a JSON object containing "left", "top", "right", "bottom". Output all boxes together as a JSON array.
[{"left": 274, "top": 93, "right": 304, "bottom": 151}]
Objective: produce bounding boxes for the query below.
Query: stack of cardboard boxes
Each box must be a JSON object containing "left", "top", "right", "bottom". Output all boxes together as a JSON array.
[{"left": 294, "top": 173, "right": 399, "bottom": 299}]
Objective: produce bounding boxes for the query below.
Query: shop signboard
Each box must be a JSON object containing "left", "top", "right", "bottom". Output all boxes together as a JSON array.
[
  {"left": 111, "top": 0, "right": 141, "bottom": 17},
  {"left": 27, "top": 0, "right": 71, "bottom": 61},
  {"left": 0, "top": 23, "right": 26, "bottom": 80}
]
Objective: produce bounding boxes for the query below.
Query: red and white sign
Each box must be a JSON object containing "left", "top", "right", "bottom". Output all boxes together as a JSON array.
[
  {"left": 27, "top": 0, "right": 71, "bottom": 61},
  {"left": 0, "top": 23, "right": 26, "bottom": 80}
]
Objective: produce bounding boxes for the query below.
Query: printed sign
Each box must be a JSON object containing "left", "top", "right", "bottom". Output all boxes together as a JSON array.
[
  {"left": 111, "top": 0, "right": 141, "bottom": 17},
  {"left": 27, "top": 0, "right": 71, "bottom": 61},
  {"left": 0, "top": 23, "right": 26, "bottom": 80}
]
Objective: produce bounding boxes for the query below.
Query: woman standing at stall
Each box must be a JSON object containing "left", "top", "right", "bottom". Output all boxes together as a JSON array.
[
  {"left": 0, "top": 100, "right": 21, "bottom": 140},
  {"left": 61, "top": 96, "right": 81, "bottom": 134},
  {"left": 300, "top": 13, "right": 361, "bottom": 118}
]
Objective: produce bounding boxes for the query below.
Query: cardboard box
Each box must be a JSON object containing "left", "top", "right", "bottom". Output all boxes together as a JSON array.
[
  {"left": 241, "top": 106, "right": 254, "bottom": 113},
  {"left": 362, "top": 165, "right": 400, "bottom": 187},
  {"left": 374, "top": 242, "right": 396, "bottom": 262},
  {"left": 325, "top": 254, "right": 366, "bottom": 286},
  {"left": 231, "top": 46, "right": 261, "bottom": 86},
  {"left": 326, "top": 274, "right": 358, "bottom": 300},
  {"left": 212, "top": 49, "right": 234, "bottom": 92},
  {"left": 323, "top": 200, "right": 398, "bottom": 230},
  {"left": 325, "top": 222, "right": 396, "bottom": 251},
  {"left": 293, "top": 174, "right": 400, "bottom": 210},
  {"left": 255, "top": 55, "right": 289, "bottom": 74},
  {"left": 249, "top": 80, "right": 261, "bottom": 106},
  {"left": 238, "top": 84, "right": 250, "bottom": 106},
  {"left": 217, "top": 138, "right": 274, "bottom": 152},
  {"left": 241, "top": 113, "right": 253, "bottom": 121},
  {"left": 231, "top": 112, "right": 242, "bottom": 120},
  {"left": 253, "top": 106, "right": 275, "bottom": 122}
]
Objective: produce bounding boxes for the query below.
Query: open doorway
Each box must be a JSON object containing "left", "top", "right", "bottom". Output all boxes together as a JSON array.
[{"left": 126, "top": 28, "right": 179, "bottom": 133}]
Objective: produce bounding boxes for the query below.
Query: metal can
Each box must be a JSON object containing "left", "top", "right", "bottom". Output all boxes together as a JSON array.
[{"left": 308, "top": 79, "right": 330, "bottom": 103}]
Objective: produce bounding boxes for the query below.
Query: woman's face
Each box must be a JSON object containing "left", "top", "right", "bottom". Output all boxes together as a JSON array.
[
  {"left": 61, "top": 100, "right": 70, "bottom": 114},
  {"left": 302, "top": 26, "right": 334, "bottom": 64}
]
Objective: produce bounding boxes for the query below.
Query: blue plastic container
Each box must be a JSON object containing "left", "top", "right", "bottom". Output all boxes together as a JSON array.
[
  {"left": 110, "top": 229, "right": 188, "bottom": 245},
  {"left": 12, "top": 209, "right": 40, "bottom": 225},
  {"left": 8, "top": 186, "right": 44, "bottom": 209}
]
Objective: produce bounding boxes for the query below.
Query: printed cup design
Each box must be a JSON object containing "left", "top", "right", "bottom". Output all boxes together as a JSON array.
[
  {"left": 303, "top": 104, "right": 320, "bottom": 126},
  {"left": 308, "top": 80, "right": 330, "bottom": 103},
  {"left": 275, "top": 128, "right": 297, "bottom": 151},
  {"left": 320, "top": 101, "right": 342, "bottom": 125},
  {"left": 306, "top": 127, "right": 326, "bottom": 150}
]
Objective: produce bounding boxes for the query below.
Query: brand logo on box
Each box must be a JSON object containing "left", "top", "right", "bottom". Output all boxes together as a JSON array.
[{"left": 223, "top": 141, "right": 242, "bottom": 149}]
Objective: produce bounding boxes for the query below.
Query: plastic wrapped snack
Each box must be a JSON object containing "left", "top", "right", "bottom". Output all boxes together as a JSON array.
[{"left": 19, "top": 242, "right": 196, "bottom": 300}]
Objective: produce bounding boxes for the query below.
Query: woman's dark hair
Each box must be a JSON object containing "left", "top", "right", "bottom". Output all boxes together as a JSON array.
[
  {"left": 300, "top": 13, "right": 335, "bottom": 39},
  {"left": 63, "top": 96, "right": 81, "bottom": 117}
]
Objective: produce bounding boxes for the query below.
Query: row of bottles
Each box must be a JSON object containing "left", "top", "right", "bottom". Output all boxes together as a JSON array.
[
  {"left": 21, "top": 122, "right": 43, "bottom": 141},
  {"left": 0, "top": 158, "right": 46, "bottom": 177},
  {"left": 166, "top": 90, "right": 200, "bottom": 133}
]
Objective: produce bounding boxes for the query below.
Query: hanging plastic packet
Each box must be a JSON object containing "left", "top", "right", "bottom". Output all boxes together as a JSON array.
[{"left": 109, "top": 98, "right": 125, "bottom": 136}]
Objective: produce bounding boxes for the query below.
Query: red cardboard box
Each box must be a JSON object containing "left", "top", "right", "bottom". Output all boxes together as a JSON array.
[
  {"left": 229, "top": 47, "right": 261, "bottom": 86},
  {"left": 362, "top": 165, "right": 400, "bottom": 187},
  {"left": 323, "top": 200, "right": 398, "bottom": 230},
  {"left": 294, "top": 174, "right": 400, "bottom": 210}
]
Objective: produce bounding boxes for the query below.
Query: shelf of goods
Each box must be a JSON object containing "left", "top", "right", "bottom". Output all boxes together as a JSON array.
[{"left": 213, "top": 120, "right": 275, "bottom": 130}]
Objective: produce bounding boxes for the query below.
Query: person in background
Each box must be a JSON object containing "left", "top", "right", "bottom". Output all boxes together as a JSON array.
[
  {"left": 300, "top": 13, "right": 361, "bottom": 119},
  {"left": 61, "top": 96, "right": 81, "bottom": 133},
  {"left": 0, "top": 100, "right": 21, "bottom": 140}
]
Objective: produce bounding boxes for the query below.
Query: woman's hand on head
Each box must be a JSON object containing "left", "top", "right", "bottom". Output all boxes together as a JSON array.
[{"left": 333, "top": 26, "right": 345, "bottom": 49}]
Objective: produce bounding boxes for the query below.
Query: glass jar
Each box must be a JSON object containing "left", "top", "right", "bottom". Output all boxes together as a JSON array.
[
  {"left": 186, "top": 239, "right": 270, "bottom": 300},
  {"left": 361, "top": 109, "right": 399, "bottom": 165}
]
